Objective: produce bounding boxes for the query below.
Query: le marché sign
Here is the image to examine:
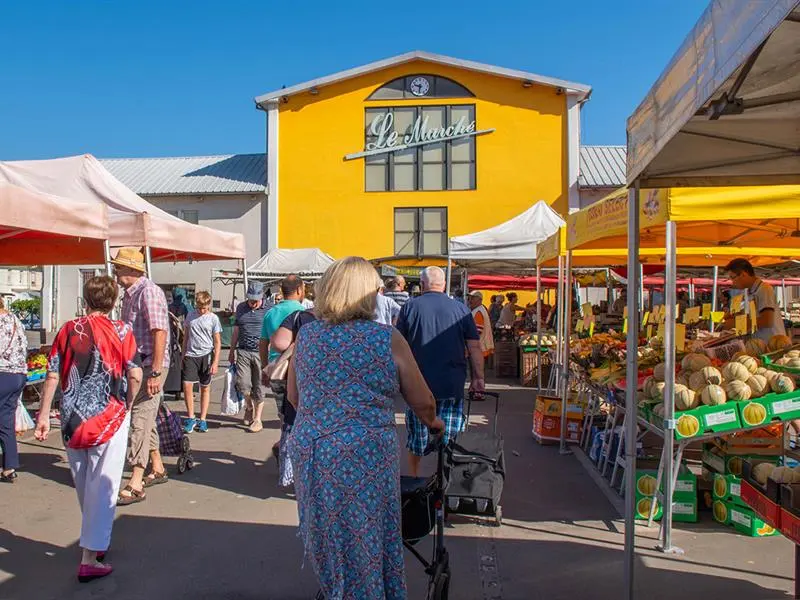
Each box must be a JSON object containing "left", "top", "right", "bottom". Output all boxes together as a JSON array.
[{"left": 344, "top": 112, "right": 494, "bottom": 161}]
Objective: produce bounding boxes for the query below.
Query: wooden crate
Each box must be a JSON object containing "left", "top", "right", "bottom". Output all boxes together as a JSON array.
[
  {"left": 494, "top": 341, "right": 518, "bottom": 378},
  {"left": 519, "top": 349, "right": 551, "bottom": 387}
]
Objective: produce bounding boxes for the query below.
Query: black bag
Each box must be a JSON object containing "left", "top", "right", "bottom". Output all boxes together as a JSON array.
[{"left": 445, "top": 392, "right": 505, "bottom": 513}]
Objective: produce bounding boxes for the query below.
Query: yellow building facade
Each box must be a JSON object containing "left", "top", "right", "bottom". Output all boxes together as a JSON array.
[{"left": 256, "top": 52, "right": 590, "bottom": 263}]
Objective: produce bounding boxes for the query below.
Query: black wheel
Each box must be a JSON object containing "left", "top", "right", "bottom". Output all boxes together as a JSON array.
[
  {"left": 177, "top": 455, "right": 187, "bottom": 474},
  {"left": 494, "top": 505, "right": 503, "bottom": 527},
  {"left": 181, "top": 436, "right": 191, "bottom": 453},
  {"left": 186, "top": 457, "right": 195, "bottom": 470}
]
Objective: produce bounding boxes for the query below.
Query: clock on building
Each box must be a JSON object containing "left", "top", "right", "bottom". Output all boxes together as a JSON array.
[{"left": 409, "top": 76, "right": 430, "bottom": 97}]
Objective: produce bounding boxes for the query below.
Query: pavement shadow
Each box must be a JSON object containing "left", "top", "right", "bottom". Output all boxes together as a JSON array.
[{"left": 15, "top": 445, "right": 74, "bottom": 489}]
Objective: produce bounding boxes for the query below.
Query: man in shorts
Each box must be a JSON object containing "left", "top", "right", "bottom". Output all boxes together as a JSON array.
[
  {"left": 396, "top": 266, "right": 485, "bottom": 476},
  {"left": 182, "top": 291, "right": 222, "bottom": 433},
  {"left": 228, "top": 281, "right": 271, "bottom": 433}
]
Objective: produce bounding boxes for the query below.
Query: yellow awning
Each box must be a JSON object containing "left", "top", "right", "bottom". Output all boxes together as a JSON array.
[{"left": 566, "top": 185, "right": 800, "bottom": 264}]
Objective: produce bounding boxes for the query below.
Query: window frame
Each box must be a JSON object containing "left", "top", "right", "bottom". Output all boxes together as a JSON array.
[
  {"left": 366, "top": 74, "right": 475, "bottom": 101},
  {"left": 393, "top": 207, "right": 448, "bottom": 257},
  {"left": 364, "top": 104, "right": 477, "bottom": 193}
]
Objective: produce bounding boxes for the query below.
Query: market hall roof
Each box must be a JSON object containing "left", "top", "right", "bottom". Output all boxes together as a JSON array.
[
  {"left": 579, "top": 146, "right": 626, "bottom": 188},
  {"left": 100, "top": 154, "right": 266, "bottom": 196},
  {"left": 254, "top": 51, "right": 592, "bottom": 107}
]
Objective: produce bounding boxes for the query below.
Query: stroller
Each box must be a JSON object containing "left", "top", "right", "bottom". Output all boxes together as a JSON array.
[
  {"left": 401, "top": 437, "right": 451, "bottom": 600},
  {"left": 445, "top": 391, "right": 505, "bottom": 526},
  {"left": 155, "top": 402, "right": 194, "bottom": 474}
]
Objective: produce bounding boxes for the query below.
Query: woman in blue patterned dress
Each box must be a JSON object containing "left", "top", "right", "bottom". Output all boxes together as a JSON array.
[{"left": 287, "top": 257, "right": 443, "bottom": 600}]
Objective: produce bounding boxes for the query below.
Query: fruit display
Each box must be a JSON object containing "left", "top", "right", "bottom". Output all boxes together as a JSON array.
[
  {"left": 768, "top": 335, "right": 793, "bottom": 352},
  {"left": 26, "top": 352, "right": 47, "bottom": 382},
  {"left": 519, "top": 333, "right": 557, "bottom": 347}
]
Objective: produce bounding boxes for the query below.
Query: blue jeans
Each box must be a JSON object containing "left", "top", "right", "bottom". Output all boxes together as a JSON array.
[{"left": 0, "top": 372, "right": 26, "bottom": 471}]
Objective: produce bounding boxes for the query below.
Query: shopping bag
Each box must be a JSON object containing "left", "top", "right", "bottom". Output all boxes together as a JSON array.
[
  {"left": 15, "top": 397, "right": 34, "bottom": 436},
  {"left": 156, "top": 403, "right": 184, "bottom": 456},
  {"left": 221, "top": 364, "right": 244, "bottom": 416}
]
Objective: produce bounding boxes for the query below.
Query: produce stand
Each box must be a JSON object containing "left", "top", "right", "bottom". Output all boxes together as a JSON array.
[{"left": 613, "top": 2, "right": 800, "bottom": 596}]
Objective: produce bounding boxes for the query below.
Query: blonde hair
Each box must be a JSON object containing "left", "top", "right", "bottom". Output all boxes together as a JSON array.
[
  {"left": 0, "top": 296, "right": 4, "bottom": 310},
  {"left": 314, "top": 257, "right": 379, "bottom": 324},
  {"left": 195, "top": 291, "right": 212, "bottom": 308}
]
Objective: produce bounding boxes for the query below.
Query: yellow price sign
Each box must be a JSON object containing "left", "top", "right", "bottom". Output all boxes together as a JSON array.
[
  {"left": 589, "top": 321, "right": 595, "bottom": 337},
  {"left": 675, "top": 323, "right": 687, "bottom": 352},
  {"left": 749, "top": 301, "right": 758, "bottom": 333},
  {"left": 623, "top": 317, "right": 628, "bottom": 334},
  {"left": 657, "top": 323, "right": 666, "bottom": 340},
  {"left": 711, "top": 311, "right": 725, "bottom": 324},
  {"left": 576, "top": 320, "right": 584, "bottom": 333},
  {"left": 683, "top": 306, "right": 701, "bottom": 325},
  {"left": 646, "top": 324, "right": 654, "bottom": 339},
  {"left": 623, "top": 306, "right": 628, "bottom": 318},
  {"left": 702, "top": 303, "right": 711, "bottom": 318},
  {"left": 731, "top": 294, "right": 744, "bottom": 313},
  {"left": 642, "top": 311, "right": 650, "bottom": 328}
]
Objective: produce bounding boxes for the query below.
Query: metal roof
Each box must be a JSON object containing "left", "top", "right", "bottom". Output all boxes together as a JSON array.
[
  {"left": 255, "top": 51, "right": 592, "bottom": 106},
  {"left": 100, "top": 154, "right": 266, "bottom": 196},
  {"left": 579, "top": 145, "right": 626, "bottom": 188}
]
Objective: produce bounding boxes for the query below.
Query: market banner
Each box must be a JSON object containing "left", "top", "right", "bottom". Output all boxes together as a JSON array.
[
  {"left": 567, "top": 188, "right": 669, "bottom": 250},
  {"left": 536, "top": 227, "right": 565, "bottom": 265}
]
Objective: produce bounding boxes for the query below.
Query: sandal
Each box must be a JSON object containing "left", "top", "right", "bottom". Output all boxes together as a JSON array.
[
  {"left": 117, "top": 485, "right": 146, "bottom": 506},
  {"left": 143, "top": 471, "right": 169, "bottom": 487}
]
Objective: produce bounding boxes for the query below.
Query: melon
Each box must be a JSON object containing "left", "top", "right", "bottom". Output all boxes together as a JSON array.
[
  {"left": 756, "top": 367, "right": 769, "bottom": 376},
  {"left": 771, "top": 374, "right": 796, "bottom": 394},
  {"left": 722, "top": 362, "right": 750, "bottom": 383},
  {"left": 763, "top": 370, "right": 781, "bottom": 383},
  {"left": 651, "top": 381, "right": 666, "bottom": 400},
  {"left": 700, "top": 366, "right": 724, "bottom": 386},
  {"left": 652, "top": 403, "right": 665, "bottom": 418},
  {"left": 726, "top": 380, "right": 752, "bottom": 401},
  {"left": 676, "top": 372, "right": 690, "bottom": 388},
  {"left": 753, "top": 462, "right": 776, "bottom": 485},
  {"left": 768, "top": 335, "right": 793, "bottom": 352},
  {"left": 787, "top": 358, "right": 800, "bottom": 369},
  {"left": 787, "top": 350, "right": 800, "bottom": 359},
  {"left": 736, "top": 355, "right": 759, "bottom": 374},
  {"left": 681, "top": 353, "right": 711, "bottom": 372},
  {"left": 745, "top": 338, "right": 768, "bottom": 357},
  {"left": 669, "top": 384, "right": 698, "bottom": 411},
  {"left": 689, "top": 371, "right": 710, "bottom": 392},
  {"left": 700, "top": 384, "right": 727, "bottom": 406},
  {"left": 747, "top": 374, "right": 769, "bottom": 398},
  {"left": 653, "top": 362, "right": 667, "bottom": 382}
]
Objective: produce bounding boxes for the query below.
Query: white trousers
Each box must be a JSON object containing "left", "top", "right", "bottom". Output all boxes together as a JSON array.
[{"left": 66, "top": 414, "right": 130, "bottom": 552}]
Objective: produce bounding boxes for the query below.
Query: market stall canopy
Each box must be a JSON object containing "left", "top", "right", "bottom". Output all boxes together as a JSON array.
[
  {"left": 627, "top": 0, "right": 800, "bottom": 187},
  {"left": 0, "top": 155, "right": 245, "bottom": 262},
  {"left": 247, "top": 248, "right": 335, "bottom": 279},
  {"left": 449, "top": 200, "right": 564, "bottom": 271},
  {"left": 566, "top": 185, "right": 800, "bottom": 266},
  {"left": 0, "top": 183, "right": 109, "bottom": 265}
]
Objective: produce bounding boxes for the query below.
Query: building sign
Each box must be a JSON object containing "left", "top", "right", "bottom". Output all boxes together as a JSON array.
[
  {"left": 345, "top": 112, "right": 495, "bottom": 161},
  {"left": 380, "top": 264, "right": 425, "bottom": 278}
]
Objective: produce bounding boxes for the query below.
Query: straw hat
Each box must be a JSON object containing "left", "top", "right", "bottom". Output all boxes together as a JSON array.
[{"left": 111, "top": 247, "right": 146, "bottom": 272}]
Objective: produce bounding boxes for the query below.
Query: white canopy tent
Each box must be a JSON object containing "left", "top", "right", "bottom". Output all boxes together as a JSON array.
[
  {"left": 247, "top": 248, "right": 335, "bottom": 280},
  {"left": 448, "top": 200, "right": 565, "bottom": 272},
  {"left": 627, "top": 0, "right": 800, "bottom": 188},
  {"left": 621, "top": 2, "right": 800, "bottom": 598}
]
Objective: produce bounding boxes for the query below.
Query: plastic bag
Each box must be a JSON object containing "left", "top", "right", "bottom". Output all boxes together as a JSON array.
[
  {"left": 15, "top": 397, "right": 34, "bottom": 435},
  {"left": 221, "top": 364, "right": 244, "bottom": 416}
]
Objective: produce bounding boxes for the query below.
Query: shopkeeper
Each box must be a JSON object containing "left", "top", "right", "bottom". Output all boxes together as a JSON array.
[
  {"left": 725, "top": 258, "right": 786, "bottom": 342},
  {"left": 497, "top": 293, "right": 521, "bottom": 327}
]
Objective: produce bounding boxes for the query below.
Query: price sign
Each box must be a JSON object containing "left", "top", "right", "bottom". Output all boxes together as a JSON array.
[
  {"left": 589, "top": 321, "right": 595, "bottom": 337},
  {"left": 702, "top": 303, "right": 711, "bottom": 318},
  {"left": 711, "top": 311, "right": 725, "bottom": 324},
  {"left": 731, "top": 294, "right": 744, "bottom": 313},
  {"left": 749, "top": 301, "right": 758, "bottom": 333},
  {"left": 657, "top": 323, "right": 666, "bottom": 340},
  {"left": 623, "top": 306, "right": 628, "bottom": 318},
  {"left": 735, "top": 314, "right": 747, "bottom": 335},
  {"left": 683, "top": 306, "right": 701, "bottom": 324},
  {"left": 646, "top": 324, "right": 654, "bottom": 338},
  {"left": 642, "top": 311, "right": 650, "bottom": 328},
  {"left": 623, "top": 318, "right": 628, "bottom": 334},
  {"left": 676, "top": 323, "right": 687, "bottom": 351}
]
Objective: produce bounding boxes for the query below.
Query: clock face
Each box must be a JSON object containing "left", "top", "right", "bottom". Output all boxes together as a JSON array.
[{"left": 409, "top": 76, "right": 430, "bottom": 97}]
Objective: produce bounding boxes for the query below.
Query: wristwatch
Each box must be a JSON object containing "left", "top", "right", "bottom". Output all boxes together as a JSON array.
[{"left": 149, "top": 371, "right": 162, "bottom": 379}]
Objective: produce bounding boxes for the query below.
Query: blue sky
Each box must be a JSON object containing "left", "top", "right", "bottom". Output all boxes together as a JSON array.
[{"left": 0, "top": 1, "right": 706, "bottom": 159}]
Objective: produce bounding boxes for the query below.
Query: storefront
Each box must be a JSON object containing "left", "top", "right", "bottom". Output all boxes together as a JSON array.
[{"left": 255, "top": 51, "right": 591, "bottom": 261}]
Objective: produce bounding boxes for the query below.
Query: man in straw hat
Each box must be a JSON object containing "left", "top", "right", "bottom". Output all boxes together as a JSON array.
[{"left": 111, "top": 248, "right": 171, "bottom": 505}]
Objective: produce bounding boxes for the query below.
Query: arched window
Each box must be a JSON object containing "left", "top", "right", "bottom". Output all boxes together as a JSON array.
[{"left": 367, "top": 75, "right": 474, "bottom": 100}]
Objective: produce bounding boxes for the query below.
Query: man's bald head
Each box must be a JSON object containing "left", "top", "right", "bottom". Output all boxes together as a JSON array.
[{"left": 421, "top": 266, "right": 446, "bottom": 292}]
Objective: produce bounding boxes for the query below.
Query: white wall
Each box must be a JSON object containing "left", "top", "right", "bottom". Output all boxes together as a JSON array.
[{"left": 50, "top": 192, "right": 265, "bottom": 329}]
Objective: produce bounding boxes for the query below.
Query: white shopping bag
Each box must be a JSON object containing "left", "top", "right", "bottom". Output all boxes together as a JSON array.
[
  {"left": 221, "top": 364, "right": 244, "bottom": 416},
  {"left": 15, "top": 396, "right": 34, "bottom": 435}
]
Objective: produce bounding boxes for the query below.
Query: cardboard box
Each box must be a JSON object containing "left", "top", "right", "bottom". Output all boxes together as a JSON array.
[
  {"left": 670, "top": 403, "right": 742, "bottom": 441},
  {"left": 702, "top": 447, "right": 781, "bottom": 477},
  {"left": 635, "top": 467, "right": 696, "bottom": 501},
  {"left": 532, "top": 410, "right": 581, "bottom": 444},
  {"left": 737, "top": 392, "right": 800, "bottom": 427},
  {"left": 635, "top": 497, "right": 697, "bottom": 522},
  {"left": 535, "top": 396, "right": 584, "bottom": 419},
  {"left": 713, "top": 473, "right": 747, "bottom": 507},
  {"left": 729, "top": 504, "right": 781, "bottom": 537}
]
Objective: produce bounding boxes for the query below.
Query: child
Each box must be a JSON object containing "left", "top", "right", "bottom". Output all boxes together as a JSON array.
[{"left": 182, "top": 291, "right": 222, "bottom": 433}]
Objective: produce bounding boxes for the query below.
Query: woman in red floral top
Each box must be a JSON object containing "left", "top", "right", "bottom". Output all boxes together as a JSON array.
[{"left": 35, "top": 276, "right": 143, "bottom": 583}]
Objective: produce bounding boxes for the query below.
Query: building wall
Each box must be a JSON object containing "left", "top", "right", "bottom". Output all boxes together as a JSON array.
[
  {"left": 578, "top": 186, "right": 616, "bottom": 210},
  {"left": 274, "top": 59, "right": 572, "bottom": 259},
  {"left": 50, "top": 192, "right": 264, "bottom": 328}
]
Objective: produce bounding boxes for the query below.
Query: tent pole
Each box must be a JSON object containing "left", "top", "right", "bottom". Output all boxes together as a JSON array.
[
  {"left": 555, "top": 256, "right": 565, "bottom": 389},
  {"left": 242, "top": 259, "right": 249, "bottom": 296},
  {"left": 661, "top": 220, "right": 681, "bottom": 555},
  {"left": 639, "top": 264, "right": 645, "bottom": 316},
  {"left": 144, "top": 246, "right": 153, "bottom": 279},
  {"left": 559, "top": 250, "right": 573, "bottom": 454},
  {"left": 446, "top": 240, "right": 453, "bottom": 296},
  {"left": 624, "top": 182, "right": 641, "bottom": 600},
  {"left": 536, "top": 264, "right": 543, "bottom": 393},
  {"left": 103, "top": 240, "right": 112, "bottom": 277},
  {"left": 782, "top": 278, "right": 788, "bottom": 315}
]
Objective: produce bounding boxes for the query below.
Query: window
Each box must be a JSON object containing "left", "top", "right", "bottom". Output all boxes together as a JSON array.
[
  {"left": 367, "top": 75, "right": 474, "bottom": 100},
  {"left": 365, "top": 105, "right": 477, "bottom": 192},
  {"left": 166, "top": 209, "right": 199, "bottom": 224},
  {"left": 394, "top": 208, "right": 447, "bottom": 257}
]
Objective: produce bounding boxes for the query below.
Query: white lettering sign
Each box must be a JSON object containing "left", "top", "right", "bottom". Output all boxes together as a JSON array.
[{"left": 344, "top": 113, "right": 494, "bottom": 161}]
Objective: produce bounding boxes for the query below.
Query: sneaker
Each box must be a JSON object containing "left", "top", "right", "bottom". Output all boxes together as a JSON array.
[
  {"left": 183, "top": 418, "right": 197, "bottom": 434},
  {"left": 197, "top": 420, "right": 208, "bottom": 433}
]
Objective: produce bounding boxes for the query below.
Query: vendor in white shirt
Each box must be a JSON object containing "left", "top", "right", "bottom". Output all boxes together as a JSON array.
[{"left": 725, "top": 258, "right": 786, "bottom": 342}]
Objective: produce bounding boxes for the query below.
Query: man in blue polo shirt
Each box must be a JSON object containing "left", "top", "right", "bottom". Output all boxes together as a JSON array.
[{"left": 396, "top": 266, "right": 485, "bottom": 476}]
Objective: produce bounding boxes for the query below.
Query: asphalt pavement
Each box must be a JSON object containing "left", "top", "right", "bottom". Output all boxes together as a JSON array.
[{"left": 0, "top": 372, "right": 796, "bottom": 599}]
